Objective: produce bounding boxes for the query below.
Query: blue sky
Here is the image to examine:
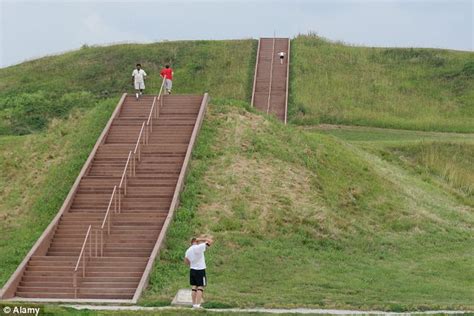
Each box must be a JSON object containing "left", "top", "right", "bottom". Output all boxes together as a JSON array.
[{"left": 0, "top": 0, "right": 472, "bottom": 67}]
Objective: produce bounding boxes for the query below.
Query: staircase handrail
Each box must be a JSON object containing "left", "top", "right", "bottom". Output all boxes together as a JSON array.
[
  {"left": 146, "top": 76, "right": 166, "bottom": 141},
  {"left": 119, "top": 151, "right": 133, "bottom": 196},
  {"left": 73, "top": 224, "right": 93, "bottom": 298},
  {"left": 71, "top": 90, "right": 163, "bottom": 298},
  {"left": 99, "top": 185, "right": 118, "bottom": 256},
  {"left": 133, "top": 121, "right": 146, "bottom": 175}
]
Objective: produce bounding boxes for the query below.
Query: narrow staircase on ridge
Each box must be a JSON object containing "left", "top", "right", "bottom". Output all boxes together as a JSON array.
[{"left": 251, "top": 37, "right": 290, "bottom": 123}]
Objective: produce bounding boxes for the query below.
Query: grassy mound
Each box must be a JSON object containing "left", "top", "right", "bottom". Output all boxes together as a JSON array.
[
  {"left": 0, "top": 39, "right": 255, "bottom": 287},
  {"left": 318, "top": 126, "right": 473, "bottom": 204},
  {"left": 3, "top": 36, "right": 473, "bottom": 135},
  {"left": 290, "top": 34, "right": 474, "bottom": 132},
  {"left": 1, "top": 38, "right": 472, "bottom": 312},
  {"left": 0, "top": 100, "right": 116, "bottom": 285},
  {"left": 141, "top": 103, "right": 473, "bottom": 311},
  {"left": 375, "top": 142, "right": 473, "bottom": 205},
  {"left": 0, "top": 40, "right": 255, "bottom": 135}
]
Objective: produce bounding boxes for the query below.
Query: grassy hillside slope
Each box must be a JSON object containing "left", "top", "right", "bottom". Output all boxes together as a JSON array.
[
  {"left": 0, "top": 39, "right": 473, "bottom": 312},
  {"left": 0, "top": 40, "right": 255, "bottom": 134},
  {"left": 290, "top": 34, "right": 474, "bottom": 132},
  {"left": 0, "top": 101, "right": 116, "bottom": 285},
  {"left": 0, "top": 39, "right": 255, "bottom": 286},
  {"left": 141, "top": 103, "right": 473, "bottom": 311},
  {"left": 3, "top": 36, "right": 473, "bottom": 134},
  {"left": 316, "top": 126, "right": 474, "bottom": 204}
]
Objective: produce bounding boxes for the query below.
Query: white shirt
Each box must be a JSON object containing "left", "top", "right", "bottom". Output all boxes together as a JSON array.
[
  {"left": 185, "top": 243, "right": 207, "bottom": 270},
  {"left": 132, "top": 69, "right": 147, "bottom": 83},
  {"left": 279, "top": 52, "right": 286, "bottom": 57}
]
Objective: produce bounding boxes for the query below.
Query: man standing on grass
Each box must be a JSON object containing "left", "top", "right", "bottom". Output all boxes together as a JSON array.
[
  {"left": 160, "top": 63, "right": 174, "bottom": 94},
  {"left": 132, "top": 63, "right": 147, "bottom": 100},
  {"left": 184, "top": 235, "right": 213, "bottom": 309}
]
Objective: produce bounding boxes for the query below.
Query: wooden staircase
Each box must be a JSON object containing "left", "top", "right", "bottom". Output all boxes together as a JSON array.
[
  {"left": 251, "top": 37, "right": 290, "bottom": 123},
  {"left": 1, "top": 90, "right": 209, "bottom": 302}
]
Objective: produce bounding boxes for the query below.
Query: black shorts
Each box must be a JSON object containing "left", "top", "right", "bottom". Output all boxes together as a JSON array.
[
  {"left": 280, "top": 55, "right": 284, "bottom": 59},
  {"left": 190, "top": 269, "right": 207, "bottom": 287}
]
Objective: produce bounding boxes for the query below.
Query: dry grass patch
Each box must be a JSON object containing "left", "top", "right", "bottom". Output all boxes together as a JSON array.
[{"left": 200, "top": 155, "right": 332, "bottom": 238}]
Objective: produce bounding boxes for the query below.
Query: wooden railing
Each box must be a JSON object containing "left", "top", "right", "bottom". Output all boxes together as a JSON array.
[{"left": 73, "top": 225, "right": 93, "bottom": 298}]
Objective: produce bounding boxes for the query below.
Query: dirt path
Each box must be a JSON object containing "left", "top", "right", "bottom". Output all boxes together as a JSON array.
[
  {"left": 63, "top": 305, "right": 472, "bottom": 315},
  {"left": 305, "top": 124, "right": 474, "bottom": 137}
]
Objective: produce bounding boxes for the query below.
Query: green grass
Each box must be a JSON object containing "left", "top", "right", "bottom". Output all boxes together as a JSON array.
[
  {"left": 4, "top": 35, "right": 473, "bottom": 134},
  {"left": 0, "top": 38, "right": 256, "bottom": 288},
  {"left": 0, "top": 40, "right": 255, "bottom": 135},
  {"left": 1, "top": 38, "right": 473, "bottom": 312},
  {"left": 377, "top": 142, "right": 473, "bottom": 202},
  {"left": 290, "top": 34, "right": 474, "bottom": 132},
  {"left": 0, "top": 99, "right": 116, "bottom": 286},
  {"left": 0, "top": 303, "right": 349, "bottom": 316},
  {"left": 315, "top": 125, "right": 474, "bottom": 205},
  {"left": 140, "top": 103, "right": 473, "bottom": 311}
]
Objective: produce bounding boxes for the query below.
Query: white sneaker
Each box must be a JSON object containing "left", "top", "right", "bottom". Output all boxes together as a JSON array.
[
  {"left": 192, "top": 304, "right": 202, "bottom": 309},
  {"left": 135, "top": 93, "right": 139, "bottom": 100}
]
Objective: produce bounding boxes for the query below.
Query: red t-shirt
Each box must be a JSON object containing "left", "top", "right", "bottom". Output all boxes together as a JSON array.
[{"left": 160, "top": 68, "right": 173, "bottom": 80}]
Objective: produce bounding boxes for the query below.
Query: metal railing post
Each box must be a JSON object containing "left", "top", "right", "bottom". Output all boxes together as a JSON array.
[
  {"left": 73, "top": 272, "right": 77, "bottom": 298},
  {"left": 118, "top": 190, "right": 121, "bottom": 213},
  {"left": 132, "top": 154, "right": 136, "bottom": 176},
  {"left": 124, "top": 174, "right": 127, "bottom": 195},
  {"left": 145, "top": 125, "right": 149, "bottom": 144},
  {"left": 73, "top": 224, "right": 92, "bottom": 294}
]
